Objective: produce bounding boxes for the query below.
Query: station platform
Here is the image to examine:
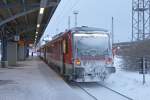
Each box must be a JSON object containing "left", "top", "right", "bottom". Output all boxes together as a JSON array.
[{"left": 0, "top": 57, "right": 83, "bottom": 100}]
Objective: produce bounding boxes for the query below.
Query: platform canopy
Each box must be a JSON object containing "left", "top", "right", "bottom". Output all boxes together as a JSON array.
[{"left": 0, "top": 0, "right": 60, "bottom": 45}]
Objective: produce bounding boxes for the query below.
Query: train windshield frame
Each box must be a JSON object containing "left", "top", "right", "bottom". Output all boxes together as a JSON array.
[{"left": 73, "top": 33, "right": 111, "bottom": 59}]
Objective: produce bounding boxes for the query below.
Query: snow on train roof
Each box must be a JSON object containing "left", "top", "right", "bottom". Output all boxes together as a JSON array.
[
  {"left": 70, "top": 26, "right": 108, "bottom": 32},
  {"left": 51, "top": 26, "right": 108, "bottom": 40}
]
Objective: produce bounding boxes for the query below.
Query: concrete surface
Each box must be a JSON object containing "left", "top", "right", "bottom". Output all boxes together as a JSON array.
[{"left": 0, "top": 57, "right": 83, "bottom": 100}]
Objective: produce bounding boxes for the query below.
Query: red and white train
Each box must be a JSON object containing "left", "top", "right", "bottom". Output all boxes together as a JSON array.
[{"left": 38, "top": 26, "right": 115, "bottom": 82}]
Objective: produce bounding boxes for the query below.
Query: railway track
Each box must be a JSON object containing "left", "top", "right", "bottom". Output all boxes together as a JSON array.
[
  {"left": 74, "top": 82, "right": 98, "bottom": 100},
  {"left": 71, "top": 82, "right": 134, "bottom": 100},
  {"left": 97, "top": 83, "right": 134, "bottom": 100}
]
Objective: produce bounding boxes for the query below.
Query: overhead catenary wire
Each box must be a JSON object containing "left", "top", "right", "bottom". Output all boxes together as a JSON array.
[
  {"left": 55, "top": 0, "right": 69, "bottom": 18},
  {"left": 41, "top": 0, "right": 81, "bottom": 43},
  {"left": 49, "top": 0, "right": 75, "bottom": 28},
  {"left": 49, "top": 0, "right": 70, "bottom": 26},
  {"left": 43, "top": 0, "right": 71, "bottom": 37},
  {"left": 56, "top": 0, "right": 81, "bottom": 31}
]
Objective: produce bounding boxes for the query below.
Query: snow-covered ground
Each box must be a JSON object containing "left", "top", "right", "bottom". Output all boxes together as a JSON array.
[
  {"left": 71, "top": 56, "right": 150, "bottom": 100},
  {"left": 105, "top": 56, "right": 150, "bottom": 100},
  {"left": 70, "top": 82, "right": 130, "bottom": 100}
]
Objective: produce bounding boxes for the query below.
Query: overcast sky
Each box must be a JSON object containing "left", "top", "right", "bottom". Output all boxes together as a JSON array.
[{"left": 42, "top": 0, "right": 132, "bottom": 43}]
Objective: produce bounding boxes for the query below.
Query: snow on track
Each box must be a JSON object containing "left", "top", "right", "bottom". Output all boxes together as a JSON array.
[
  {"left": 69, "top": 56, "right": 150, "bottom": 100},
  {"left": 71, "top": 82, "right": 131, "bottom": 100},
  {"left": 105, "top": 56, "right": 150, "bottom": 100}
]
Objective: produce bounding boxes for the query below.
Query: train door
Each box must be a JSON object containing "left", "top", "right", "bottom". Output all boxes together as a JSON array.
[
  {"left": 46, "top": 46, "right": 49, "bottom": 62},
  {"left": 62, "top": 39, "right": 67, "bottom": 75},
  {"left": 44, "top": 47, "right": 46, "bottom": 61}
]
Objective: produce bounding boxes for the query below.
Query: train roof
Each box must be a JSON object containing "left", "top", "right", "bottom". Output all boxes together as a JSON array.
[
  {"left": 51, "top": 26, "right": 109, "bottom": 40},
  {"left": 41, "top": 26, "right": 109, "bottom": 48},
  {"left": 70, "top": 26, "right": 108, "bottom": 33}
]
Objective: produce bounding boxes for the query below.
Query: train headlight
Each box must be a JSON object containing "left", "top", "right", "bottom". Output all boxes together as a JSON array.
[
  {"left": 105, "top": 57, "right": 113, "bottom": 64},
  {"left": 75, "top": 59, "right": 81, "bottom": 65}
]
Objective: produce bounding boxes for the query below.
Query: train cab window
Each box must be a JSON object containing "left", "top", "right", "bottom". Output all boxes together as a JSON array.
[{"left": 63, "top": 39, "right": 68, "bottom": 54}]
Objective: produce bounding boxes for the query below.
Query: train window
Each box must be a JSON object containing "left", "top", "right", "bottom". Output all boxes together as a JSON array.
[
  {"left": 63, "top": 39, "right": 68, "bottom": 54},
  {"left": 50, "top": 47, "right": 52, "bottom": 53}
]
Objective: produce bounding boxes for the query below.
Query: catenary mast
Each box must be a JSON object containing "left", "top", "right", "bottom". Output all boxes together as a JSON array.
[{"left": 132, "top": 0, "right": 150, "bottom": 41}]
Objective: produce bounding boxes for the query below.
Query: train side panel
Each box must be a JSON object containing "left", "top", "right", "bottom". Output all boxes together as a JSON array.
[
  {"left": 46, "top": 39, "right": 63, "bottom": 72},
  {"left": 62, "top": 32, "right": 73, "bottom": 77},
  {"left": 45, "top": 32, "right": 73, "bottom": 77}
]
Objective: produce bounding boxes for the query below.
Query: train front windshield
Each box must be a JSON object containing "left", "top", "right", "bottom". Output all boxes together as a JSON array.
[{"left": 74, "top": 33, "right": 111, "bottom": 60}]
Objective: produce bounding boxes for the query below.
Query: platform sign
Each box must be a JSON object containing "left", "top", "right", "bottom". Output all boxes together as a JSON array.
[
  {"left": 14, "top": 35, "right": 20, "bottom": 41},
  {"left": 18, "top": 40, "right": 25, "bottom": 47},
  {"left": 26, "top": 40, "right": 34, "bottom": 44}
]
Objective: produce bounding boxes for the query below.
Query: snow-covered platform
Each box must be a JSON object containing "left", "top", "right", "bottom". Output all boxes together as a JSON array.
[{"left": 0, "top": 57, "right": 83, "bottom": 100}]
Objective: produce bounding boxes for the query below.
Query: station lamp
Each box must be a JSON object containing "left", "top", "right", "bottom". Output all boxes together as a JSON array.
[
  {"left": 37, "top": 24, "right": 40, "bottom": 28},
  {"left": 39, "top": 8, "right": 45, "bottom": 14}
]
